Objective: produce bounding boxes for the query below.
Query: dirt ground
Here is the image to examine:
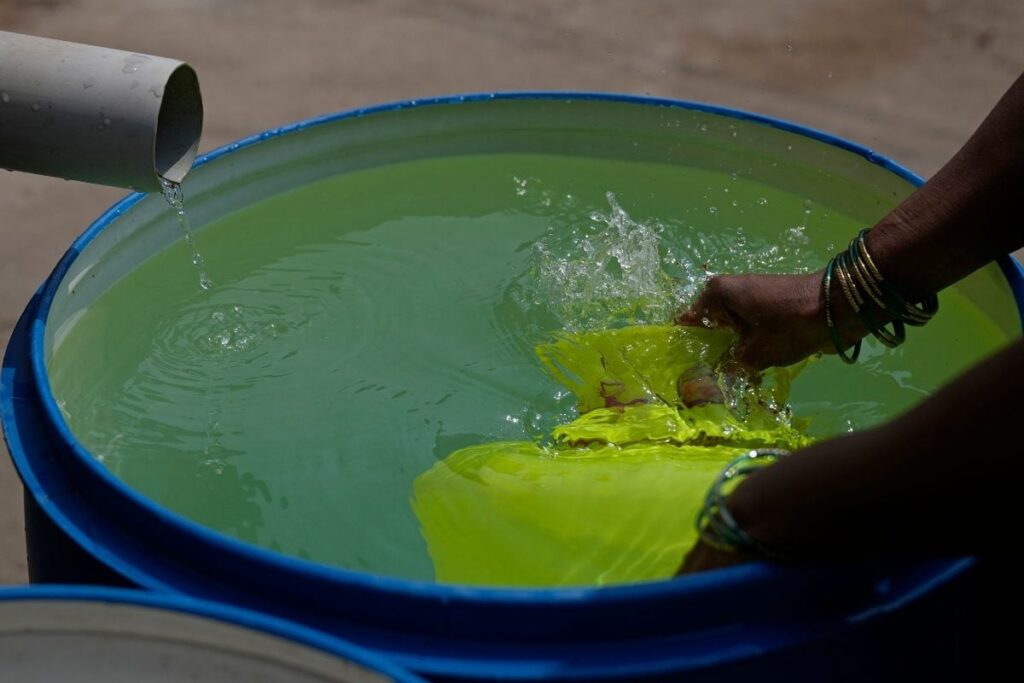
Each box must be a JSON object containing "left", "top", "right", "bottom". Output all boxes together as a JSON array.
[{"left": 2, "top": 0, "right": 1022, "bottom": 584}]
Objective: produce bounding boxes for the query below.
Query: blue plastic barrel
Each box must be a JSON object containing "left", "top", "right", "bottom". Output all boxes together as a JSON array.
[
  {"left": 0, "top": 586, "right": 424, "bottom": 682},
  {"left": 3, "top": 93, "right": 1023, "bottom": 681}
]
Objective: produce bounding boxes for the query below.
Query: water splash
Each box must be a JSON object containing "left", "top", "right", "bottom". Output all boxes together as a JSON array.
[
  {"left": 510, "top": 190, "right": 821, "bottom": 435},
  {"left": 517, "top": 191, "right": 820, "bottom": 333},
  {"left": 160, "top": 177, "right": 212, "bottom": 290},
  {"left": 205, "top": 305, "right": 285, "bottom": 353},
  {"left": 526, "top": 192, "right": 680, "bottom": 331}
]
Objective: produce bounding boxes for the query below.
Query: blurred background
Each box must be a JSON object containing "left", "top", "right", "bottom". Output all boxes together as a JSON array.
[{"left": 2, "top": 0, "right": 1022, "bottom": 583}]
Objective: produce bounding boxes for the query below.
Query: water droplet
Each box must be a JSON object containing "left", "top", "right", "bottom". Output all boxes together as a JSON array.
[
  {"left": 31, "top": 102, "right": 40, "bottom": 112},
  {"left": 160, "top": 177, "right": 213, "bottom": 291},
  {"left": 82, "top": 77, "right": 96, "bottom": 89},
  {"left": 1, "top": 92, "right": 10, "bottom": 104},
  {"left": 122, "top": 54, "right": 150, "bottom": 74},
  {"left": 708, "top": 206, "right": 718, "bottom": 214},
  {"left": 103, "top": 117, "right": 111, "bottom": 126},
  {"left": 827, "top": 71, "right": 833, "bottom": 79},
  {"left": 757, "top": 197, "right": 768, "bottom": 206},
  {"left": 786, "top": 226, "right": 810, "bottom": 245},
  {"left": 786, "top": 43, "right": 793, "bottom": 52}
]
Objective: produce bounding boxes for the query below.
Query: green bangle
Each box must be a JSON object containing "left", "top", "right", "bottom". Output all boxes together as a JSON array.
[
  {"left": 847, "top": 237, "right": 888, "bottom": 311},
  {"left": 837, "top": 250, "right": 905, "bottom": 348},
  {"left": 833, "top": 249, "right": 864, "bottom": 312},
  {"left": 823, "top": 256, "right": 861, "bottom": 364},
  {"left": 695, "top": 448, "right": 791, "bottom": 559},
  {"left": 853, "top": 230, "right": 938, "bottom": 326},
  {"left": 822, "top": 228, "right": 940, "bottom": 364}
]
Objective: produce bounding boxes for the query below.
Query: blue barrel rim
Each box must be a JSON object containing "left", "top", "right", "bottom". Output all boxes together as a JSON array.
[
  {"left": 0, "top": 585, "right": 425, "bottom": 682},
  {"left": 10, "top": 91, "right": 1024, "bottom": 607}
]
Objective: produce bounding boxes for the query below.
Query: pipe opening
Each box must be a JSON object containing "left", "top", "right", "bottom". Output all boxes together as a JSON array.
[{"left": 154, "top": 64, "right": 203, "bottom": 184}]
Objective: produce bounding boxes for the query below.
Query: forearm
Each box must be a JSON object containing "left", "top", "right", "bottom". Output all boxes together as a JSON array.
[
  {"left": 728, "top": 337, "right": 1024, "bottom": 559},
  {"left": 679, "top": 73, "right": 1024, "bottom": 370},
  {"left": 866, "top": 72, "right": 1024, "bottom": 301}
]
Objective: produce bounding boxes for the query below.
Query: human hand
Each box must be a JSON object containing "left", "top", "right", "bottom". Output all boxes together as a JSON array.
[
  {"left": 676, "top": 538, "right": 763, "bottom": 575},
  {"left": 676, "top": 272, "right": 863, "bottom": 370}
]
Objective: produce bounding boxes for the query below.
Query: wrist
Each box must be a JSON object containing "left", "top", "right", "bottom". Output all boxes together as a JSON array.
[
  {"left": 697, "top": 450, "right": 793, "bottom": 560},
  {"left": 724, "top": 471, "right": 790, "bottom": 556},
  {"left": 807, "top": 268, "right": 867, "bottom": 352}
]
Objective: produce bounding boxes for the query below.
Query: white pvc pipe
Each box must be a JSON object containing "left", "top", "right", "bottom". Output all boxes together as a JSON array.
[{"left": 0, "top": 31, "right": 203, "bottom": 192}]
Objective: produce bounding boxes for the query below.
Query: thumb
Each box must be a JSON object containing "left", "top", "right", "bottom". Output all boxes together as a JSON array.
[
  {"left": 675, "top": 299, "right": 706, "bottom": 326},
  {"left": 676, "top": 277, "right": 745, "bottom": 331}
]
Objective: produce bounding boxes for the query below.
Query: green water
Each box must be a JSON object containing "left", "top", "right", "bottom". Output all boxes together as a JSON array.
[{"left": 48, "top": 153, "right": 1012, "bottom": 582}]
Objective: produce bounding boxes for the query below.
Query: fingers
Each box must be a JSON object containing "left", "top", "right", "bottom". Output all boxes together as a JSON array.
[
  {"left": 674, "top": 288, "right": 711, "bottom": 326},
  {"left": 732, "top": 337, "right": 773, "bottom": 372},
  {"left": 676, "top": 539, "right": 757, "bottom": 575},
  {"left": 675, "top": 276, "right": 745, "bottom": 331},
  {"left": 677, "top": 273, "right": 828, "bottom": 369},
  {"left": 717, "top": 356, "right": 763, "bottom": 385}
]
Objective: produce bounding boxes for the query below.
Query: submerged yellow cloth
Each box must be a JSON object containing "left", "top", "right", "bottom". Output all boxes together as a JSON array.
[{"left": 412, "top": 325, "right": 812, "bottom": 587}]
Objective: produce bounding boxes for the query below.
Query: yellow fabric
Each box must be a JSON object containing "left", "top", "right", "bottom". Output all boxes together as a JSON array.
[
  {"left": 412, "top": 325, "right": 811, "bottom": 587},
  {"left": 535, "top": 324, "right": 734, "bottom": 413}
]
